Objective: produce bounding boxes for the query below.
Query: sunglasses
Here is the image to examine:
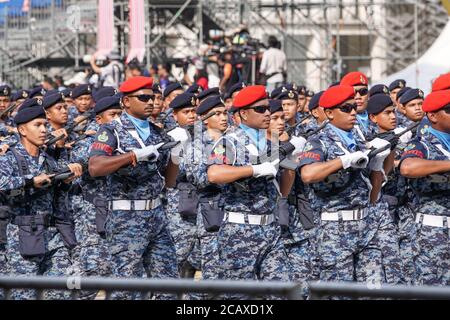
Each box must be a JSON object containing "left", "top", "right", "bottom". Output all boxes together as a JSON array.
[
  {"left": 128, "top": 94, "right": 155, "bottom": 102},
  {"left": 246, "top": 105, "right": 270, "bottom": 114},
  {"left": 333, "top": 103, "right": 358, "bottom": 113},
  {"left": 354, "top": 88, "right": 368, "bottom": 96}
]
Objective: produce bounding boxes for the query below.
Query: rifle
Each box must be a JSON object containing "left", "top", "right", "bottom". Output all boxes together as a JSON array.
[
  {"left": 45, "top": 110, "right": 95, "bottom": 147},
  {"left": 0, "top": 103, "right": 17, "bottom": 119},
  {"left": 286, "top": 113, "right": 312, "bottom": 136},
  {"left": 271, "top": 119, "right": 329, "bottom": 170},
  {"left": 40, "top": 167, "right": 75, "bottom": 187},
  {"left": 356, "top": 121, "right": 421, "bottom": 166}
]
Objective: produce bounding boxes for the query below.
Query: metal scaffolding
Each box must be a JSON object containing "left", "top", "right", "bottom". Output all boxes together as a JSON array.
[{"left": 0, "top": 0, "right": 447, "bottom": 89}]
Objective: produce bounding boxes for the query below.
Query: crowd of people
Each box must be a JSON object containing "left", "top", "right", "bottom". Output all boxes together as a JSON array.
[{"left": 0, "top": 43, "right": 449, "bottom": 300}]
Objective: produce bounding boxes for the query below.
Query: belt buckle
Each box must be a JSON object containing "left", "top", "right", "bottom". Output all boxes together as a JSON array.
[{"left": 260, "top": 215, "right": 267, "bottom": 225}]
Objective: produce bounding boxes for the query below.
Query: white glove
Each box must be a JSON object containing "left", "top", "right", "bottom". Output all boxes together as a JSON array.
[
  {"left": 252, "top": 159, "right": 280, "bottom": 178},
  {"left": 132, "top": 142, "right": 164, "bottom": 162},
  {"left": 289, "top": 135, "right": 307, "bottom": 156},
  {"left": 167, "top": 127, "right": 189, "bottom": 144},
  {"left": 367, "top": 138, "right": 391, "bottom": 171},
  {"left": 393, "top": 128, "right": 413, "bottom": 145},
  {"left": 339, "top": 151, "right": 369, "bottom": 170}
]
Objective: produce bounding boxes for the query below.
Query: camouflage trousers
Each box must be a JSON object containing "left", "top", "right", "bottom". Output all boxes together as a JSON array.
[
  {"left": 397, "top": 204, "right": 418, "bottom": 285},
  {"left": 5, "top": 224, "right": 72, "bottom": 300},
  {"left": 414, "top": 218, "right": 450, "bottom": 286},
  {"left": 165, "top": 188, "right": 201, "bottom": 272},
  {"left": 105, "top": 205, "right": 179, "bottom": 300},
  {"left": 0, "top": 244, "right": 6, "bottom": 299},
  {"left": 215, "top": 216, "right": 290, "bottom": 299},
  {"left": 317, "top": 202, "right": 403, "bottom": 285}
]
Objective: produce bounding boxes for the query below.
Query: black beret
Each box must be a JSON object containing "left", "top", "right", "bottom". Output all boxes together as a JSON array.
[
  {"left": 94, "top": 96, "right": 122, "bottom": 115},
  {"left": 399, "top": 88, "right": 425, "bottom": 105},
  {"left": 198, "top": 87, "right": 220, "bottom": 101},
  {"left": 0, "top": 85, "right": 11, "bottom": 97},
  {"left": 388, "top": 79, "right": 406, "bottom": 91},
  {"left": 71, "top": 84, "right": 92, "bottom": 99},
  {"left": 93, "top": 86, "right": 118, "bottom": 103},
  {"left": 270, "top": 85, "right": 285, "bottom": 99},
  {"left": 186, "top": 83, "right": 202, "bottom": 95},
  {"left": 169, "top": 92, "right": 196, "bottom": 110},
  {"left": 61, "top": 88, "right": 71, "bottom": 99},
  {"left": 14, "top": 98, "right": 45, "bottom": 125},
  {"left": 223, "top": 82, "right": 246, "bottom": 100},
  {"left": 396, "top": 86, "right": 411, "bottom": 102},
  {"left": 43, "top": 89, "right": 59, "bottom": 98},
  {"left": 269, "top": 99, "right": 283, "bottom": 114},
  {"left": 369, "top": 84, "right": 390, "bottom": 98},
  {"left": 28, "top": 87, "right": 46, "bottom": 98},
  {"left": 162, "top": 82, "right": 183, "bottom": 98},
  {"left": 196, "top": 96, "right": 224, "bottom": 115},
  {"left": 367, "top": 95, "right": 394, "bottom": 114},
  {"left": 11, "top": 90, "right": 29, "bottom": 101},
  {"left": 306, "top": 90, "right": 315, "bottom": 98},
  {"left": 308, "top": 91, "right": 324, "bottom": 111},
  {"left": 296, "top": 85, "right": 307, "bottom": 96},
  {"left": 152, "top": 83, "right": 162, "bottom": 94},
  {"left": 43, "top": 93, "right": 65, "bottom": 109},
  {"left": 275, "top": 87, "right": 298, "bottom": 101}
]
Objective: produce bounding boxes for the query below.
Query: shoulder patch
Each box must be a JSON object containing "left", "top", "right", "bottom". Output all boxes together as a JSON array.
[{"left": 97, "top": 131, "right": 109, "bottom": 143}]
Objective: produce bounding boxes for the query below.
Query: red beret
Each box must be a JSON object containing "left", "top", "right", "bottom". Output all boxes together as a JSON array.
[
  {"left": 119, "top": 76, "right": 153, "bottom": 94},
  {"left": 431, "top": 73, "right": 450, "bottom": 92},
  {"left": 340, "top": 71, "right": 368, "bottom": 87},
  {"left": 233, "top": 85, "right": 268, "bottom": 109},
  {"left": 319, "top": 85, "right": 355, "bottom": 109},
  {"left": 422, "top": 90, "right": 450, "bottom": 112}
]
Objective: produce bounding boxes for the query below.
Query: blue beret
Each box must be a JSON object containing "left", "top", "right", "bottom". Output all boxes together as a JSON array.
[
  {"left": 163, "top": 82, "right": 183, "bottom": 99},
  {"left": 388, "top": 79, "right": 406, "bottom": 91},
  {"left": 196, "top": 96, "right": 224, "bottom": 114},
  {"left": 71, "top": 84, "right": 92, "bottom": 99},
  {"left": 198, "top": 87, "right": 220, "bottom": 101},
  {"left": 11, "top": 90, "right": 29, "bottom": 101},
  {"left": 399, "top": 88, "right": 424, "bottom": 105},
  {"left": 28, "top": 87, "right": 46, "bottom": 98},
  {"left": 367, "top": 95, "right": 394, "bottom": 114},
  {"left": 94, "top": 96, "right": 121, "bottom": 115},
  {"left": 308, "top": 91, "right": 324, "bottom": 111},
  {"left": 43, "top": 93, "right": 65, "bottom": 109},
  {"left": 223, "top": 82, "right": 246, "bottom": 100},
  {"left": 169, "top": 92, "right": 196, "bottom": 110},
  {"left": 14, "top": 98, "right": 45, "bottom": 125},
  {"left": 44, "top": 89, "right": 59, "bottom": 98},
  {"left": 93, "top": 86, "right": 117, "bottom": 103},
  {"left": 274, "top": 87, "right": 298, "bottom": 101},
  {"left": 269, "top": 99, "right": 283, "bottom": 114},
  {"left": 196, "top": 96, "right": 224, "bottom": 115},
  {"left": 369, "top": 84, "right": 389, "bottom": 98},
  {"left": 396, "top": 86, "right": 411, "bottom": 101},
  {"left": 186, "top": 83, "right": 202, "bottom": 95},
  {"left": 0, "top": 85, "right": 11, "bottom": 97},
  {"left": 61, "top": 88, "right": 71, "bottom": 99},
  {"left": 270, "top": 85, "right": 284, "bottom": 99},
  {"left": 152, "top": 83, "right": 162, "bottom": 94}
]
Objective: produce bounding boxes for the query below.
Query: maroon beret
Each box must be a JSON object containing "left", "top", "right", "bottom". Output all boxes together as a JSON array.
[
  {"left": 319, "top": 85, "right": 355, "bottom": 109},
  {"left": 422, "top": 90, "right": 450, "bottom": 112},
  {"left": 119, "top": 76, "right": 153, "bottom": 94},
  {"left": 432, "top": 73, "right": 450, "bottom": 92},
  {"left": 340, "top": 71, "right": 368, "bottom": 87},
  {"left": 233, "top": 85, "right": 268, "bottom": 109}
]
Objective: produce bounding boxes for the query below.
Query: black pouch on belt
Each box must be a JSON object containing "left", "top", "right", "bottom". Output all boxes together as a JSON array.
[
  {"left": 93, "top": 197, "right": 109, "bottom": 238},
  {"left": 200, "top": 194, "right": 224, "bottom": 233},
  {"left": 178, "top": 182, "right": 199, "bottom": 218},
  {"left": 54, "top": 218, "right": 77, "bottom": 250},
  {"left": 277, "top": 198, "right": 290, "bottom": 228},
  {"left": 0, "top": 206, "right": 10, "bottom": 245},
  {"left": 296, "top": 193, "right": 315, "bottom": 230},
  {"left": 16, "top": 216, "right": 46, "bottom": 258}
]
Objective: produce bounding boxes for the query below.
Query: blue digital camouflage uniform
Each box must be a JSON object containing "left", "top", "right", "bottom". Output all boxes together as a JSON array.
[
  {"left": 208, "top": 125, "right": 290, "bottom": 299},
  {"left": 164, "top": 127, "right": 201, "bottom": 275},
  {"left": 70, "top": 121, "right": 112, "bottom": 299},
  {"left": 299, "top": 125, "right": 402, "bottom": 285},
  {"left": 0, "top": 142, "right": 73, "bottom": 300},
  {"left": 400, "top": 131, "right": 450, "bottom": 286},
  {"left": 89, "top": 112, "right": 178, "bottom": 300}
]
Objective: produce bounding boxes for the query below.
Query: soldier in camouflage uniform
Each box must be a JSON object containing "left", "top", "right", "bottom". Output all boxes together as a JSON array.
[
  {"left": 0, "top": 98, "right": 82, "bottom": 299},
  {"left": 299, "top": 85, "right": 395, "bottom": 285},
  {"left": 207, "top": 85, "right": 295, "bottom": 299},
  {"left": 388, "top": 79, "right": 408, "bottom": 127},
  {"left": 400, "top": 89, "right": 450, "bottom": 286},
  {"left": 88, "top": 77, "right": 179, "bottom": 299}
]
